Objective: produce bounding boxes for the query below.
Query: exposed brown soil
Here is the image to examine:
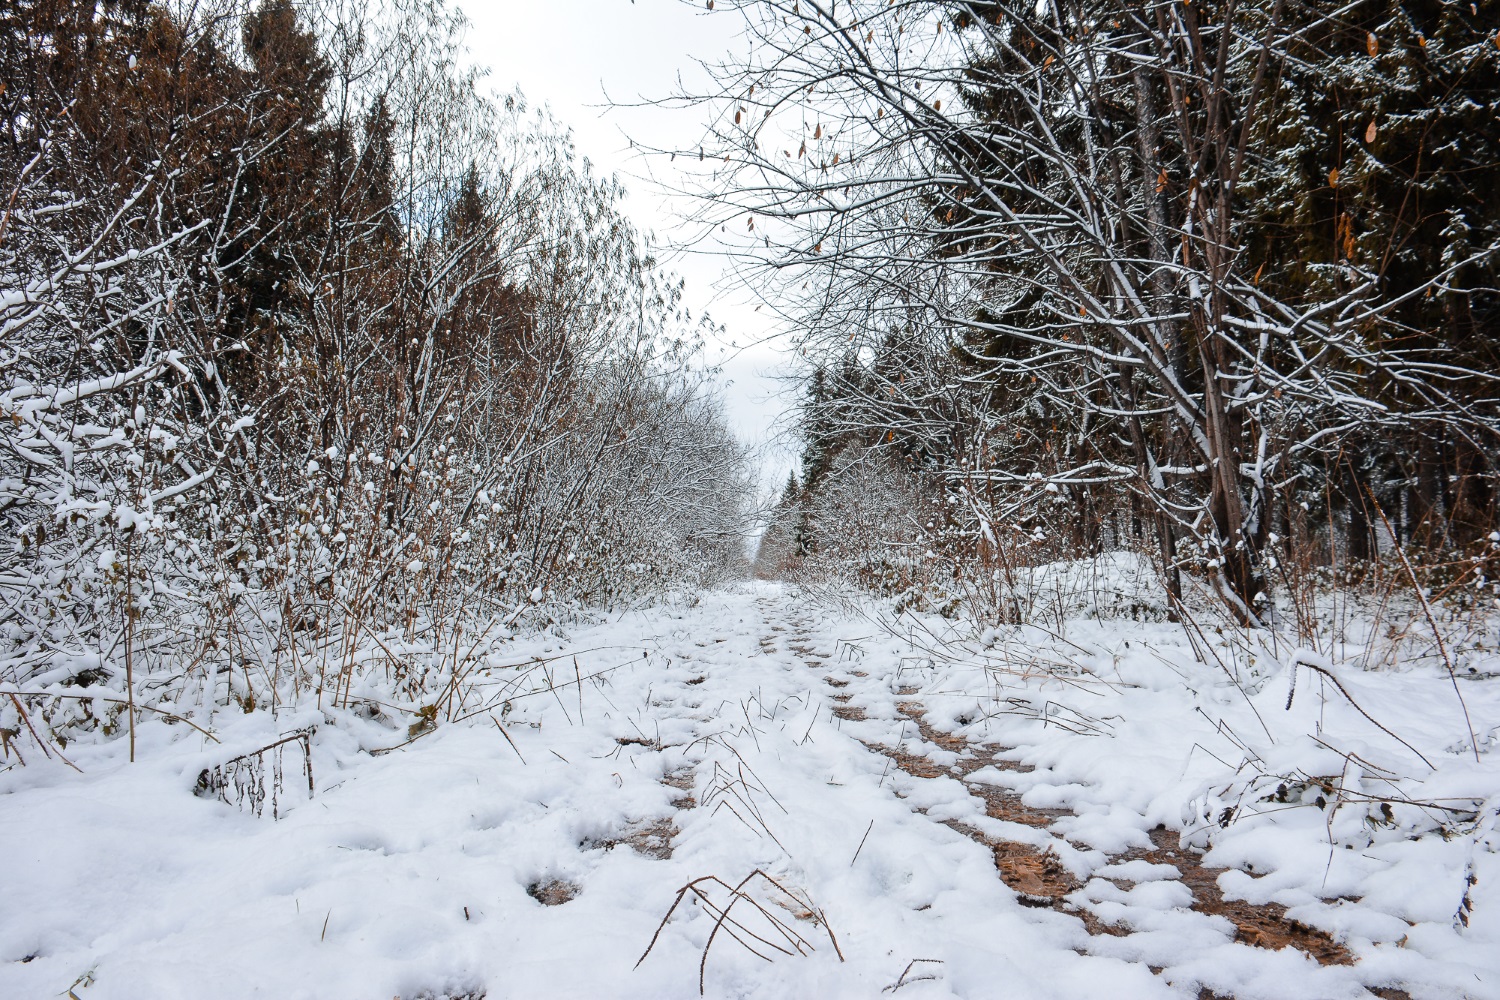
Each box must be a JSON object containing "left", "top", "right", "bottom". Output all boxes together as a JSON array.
[
  {"left": 993, "top": 842, "right": 1081, "bottom": 905},
  {"left": 526, "top": 879, "right": 579, "bottom": 906},
  {"left": 861, "top": 739, "right": 946, "bottom": 779},
  {"left": 1119, "top": 827, "right": 1353, "bottom": 965},
  {"left": 831, "top": 697, "right": 867, "bottom": 722},
  {"left": 968, "top": 779, "right": 1065, "bottom": 828},
  {"left": 745, "top": 616, "right": 1412, "bottom": 998},
  {"left": 589, "top": 818, "right": 676, "bottom": 860},
  {"left": 872, "top": 699, "right": 1358, "bottom": 972},
  {"left": 1195, "top": 988, "right": 1409, "bottom": 1000},
  {"left": 895, "top": 701, "right": 971, "bottom": 756},
  {"left": 663, "top": 767, "right": 696, "bottom": 809}
]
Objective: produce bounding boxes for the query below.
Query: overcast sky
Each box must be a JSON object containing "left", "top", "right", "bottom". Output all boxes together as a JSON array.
[{"left": 460, "top": 0, "right": 798, "bottom": 493}]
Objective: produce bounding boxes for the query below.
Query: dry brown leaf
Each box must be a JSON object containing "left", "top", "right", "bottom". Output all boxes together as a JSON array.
[
  {"left": 1365, "top": 120, "right": 1377, "bottom": 143},
  {"left": 1328, "top": 167, "right": 1340, "bottom": 187},
  {"left": 1366, "top": 31, "right": 1378, "bottom": 56}
]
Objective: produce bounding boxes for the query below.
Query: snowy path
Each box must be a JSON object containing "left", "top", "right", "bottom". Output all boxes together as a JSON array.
[{"left": 2, "top": 583, "right": 1493, "bottom": 999}]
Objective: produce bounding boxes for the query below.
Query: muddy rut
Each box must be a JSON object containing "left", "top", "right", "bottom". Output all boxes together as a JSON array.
[{"left": 764, "top": 610, "right": 1413, "bottom": 1000}]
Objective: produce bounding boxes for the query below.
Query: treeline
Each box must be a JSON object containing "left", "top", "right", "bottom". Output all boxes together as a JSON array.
[
  {"left": 1, "top": 0, "right": 751, "bottom": 751},
  {"left": 686, "top": 0, "right": 1499, "bottom": 620}
]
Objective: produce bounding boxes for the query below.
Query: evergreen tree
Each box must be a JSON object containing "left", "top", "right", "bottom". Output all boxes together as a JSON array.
[{"left": 1242, "top": 0, "right": 1500, "bottom": 549}]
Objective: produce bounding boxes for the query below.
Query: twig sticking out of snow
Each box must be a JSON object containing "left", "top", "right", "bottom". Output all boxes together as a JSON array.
[
  {"left": 850, "top": 819, "right": 875, "bottom": 867},
  {"left": 1284, "top": 651, "right": 1434, "bottom": 769},
  {"left": 883, "top": 958, "right": 944, "bottom": 993}
]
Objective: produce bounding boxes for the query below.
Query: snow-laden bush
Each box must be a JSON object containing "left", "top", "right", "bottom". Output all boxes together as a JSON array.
[{"left": 0, "top": 0, "right": 752, "bottom": 761}]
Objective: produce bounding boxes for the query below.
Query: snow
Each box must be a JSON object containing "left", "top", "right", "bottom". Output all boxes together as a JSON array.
[{"left": 2, "top": 581, "right": 1498, "bottom": 999}]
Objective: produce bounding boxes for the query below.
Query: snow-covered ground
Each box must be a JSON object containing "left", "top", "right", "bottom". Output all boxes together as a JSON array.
[{"left": 3, "top": 582, "right": 1498, "bottom": 999}]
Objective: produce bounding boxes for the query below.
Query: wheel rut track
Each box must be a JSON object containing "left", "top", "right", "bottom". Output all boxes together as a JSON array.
[{"left": 774, "top": 620, "right": 1414, "bottom": 1000}]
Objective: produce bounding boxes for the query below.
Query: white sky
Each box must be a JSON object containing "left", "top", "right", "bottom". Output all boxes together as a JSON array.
[{"left": 460, "top": 0, "right": 799, "bottom": 494}]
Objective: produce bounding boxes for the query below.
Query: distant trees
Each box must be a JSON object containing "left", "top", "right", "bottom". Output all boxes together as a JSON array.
[
  {"left": 2, "top": 0, "right": 751, "bottom": 753},
  {"left": 753, "top": 473, "right": 803, "bottom": 578},
  {"left": 684, "top": 0, "right": 1498, "bottom": 619}
]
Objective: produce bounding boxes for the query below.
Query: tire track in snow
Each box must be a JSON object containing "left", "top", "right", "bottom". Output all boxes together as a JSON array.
[
  {"left": 783, "top": 610, "right": 1419, "bottom": 1000},
  {"left": 619, "top": 587, "right": 1411, "bottom": 997}
]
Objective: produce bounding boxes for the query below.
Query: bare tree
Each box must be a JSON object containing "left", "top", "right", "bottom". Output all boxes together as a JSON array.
[
  {"left": 2, "top": 0, "right": 756, "bottom": 756},
  {"left": 661, "top": 0, "right": 1500, "bottom": 620}
]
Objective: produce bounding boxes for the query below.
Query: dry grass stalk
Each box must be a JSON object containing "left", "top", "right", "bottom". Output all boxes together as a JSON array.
[
  {"left": 634, "top": 869, "right": 843, "bottom": 994},
  {"left": 883, "top": 958, "right": 944, "bottom": 993}
]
